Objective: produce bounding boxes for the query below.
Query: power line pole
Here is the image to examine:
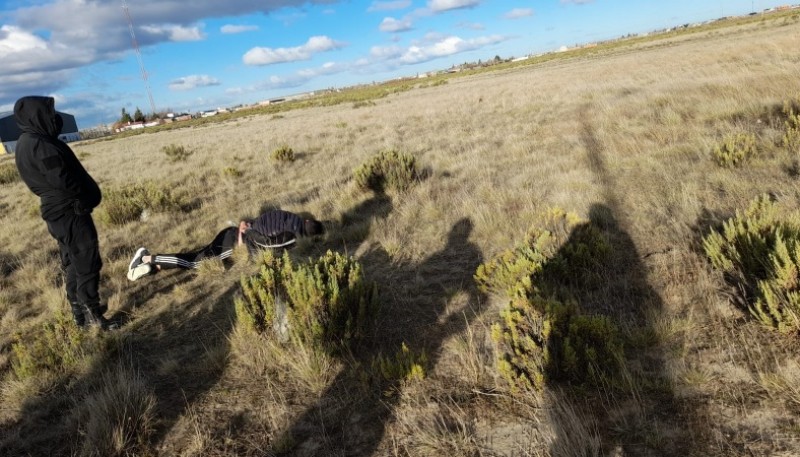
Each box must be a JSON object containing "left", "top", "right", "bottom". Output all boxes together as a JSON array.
[{"left": 122, "top": 0, "right": 157, "bottom": 117}]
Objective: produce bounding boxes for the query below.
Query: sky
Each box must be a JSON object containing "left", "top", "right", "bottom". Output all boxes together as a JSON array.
[{"left": 0, "top": 0, "right": 792, "bottom": 128}]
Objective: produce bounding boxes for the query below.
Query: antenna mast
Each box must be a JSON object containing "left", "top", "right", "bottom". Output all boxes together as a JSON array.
[{"left": 122, "top": 0, "right": 157, "bottom": 116}]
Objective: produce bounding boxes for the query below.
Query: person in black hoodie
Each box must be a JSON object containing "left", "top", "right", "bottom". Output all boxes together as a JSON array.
[
  {"left": 126, "top": 209, "right": 325, "bottom": 280},
  {"left": 14, "top": 96, "right": 114, "bottom": 329}
]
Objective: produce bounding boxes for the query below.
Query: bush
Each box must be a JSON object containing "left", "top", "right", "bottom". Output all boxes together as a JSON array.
[
  {"left": 0, "top": 161, "right": 20, "bottom": 184},
  {"left": 271, "top": 145, "right": 295, "bottom": 162},
  {"left": 11, "top": 311, "right": 106, "bottom": 380},
  {"left": 354, "top": 150, "right": 418, "bottom": 193},
  {"left": 712, "top": 133, "right": 757, "bottom": 167},
  {"left": 373, "top": 342, "right": 427, "bottom": 383},
  {"left": 476, "top": 208, "right": 621, "bottom": 392},
  {"left": 783, "top": 104, "right": 800, "bottom": 153},
  {"left": 703, "top": 195, "right": 800, "bottom": 332},
  {"left": 353, "top": 100, "right": 376, "bottom": 109},
  {"left": 161, "top": 143, "right": 192, "bottom": 162},
  {"left": 221, "top": 166, "right": 243, "bottom": 178},
  {"left": 235, "top": 250, "right": 378, "bottom": 353},
  {"left": 96, "top": 181, "right": 188, "bottom": 226}
]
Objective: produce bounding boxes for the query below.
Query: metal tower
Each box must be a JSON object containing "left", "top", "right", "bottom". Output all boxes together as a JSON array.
[{"left": 122, "top": 0, "right": 157, "bottom": 116}]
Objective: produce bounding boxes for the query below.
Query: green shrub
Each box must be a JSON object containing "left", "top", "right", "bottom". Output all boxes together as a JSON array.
[
  {"left": 476, "top": 208, "right": 620, "bottom": 392},
  {"left": 11, "top": 311, "right": 106, "bottom": 380},
  {"left": 353, "top": 150, "right": 418, "bottom": 193},
  {"left": 161, "top": 143, "right": 193, "bottom": 162},
  {"left": 271, "top": 145, "right": 295, "bottom": 162},
  {"left": 492, "top": 296, "right": 621, "bottom": 392},
  {"left": 373, "top": 342, "right": 427, "bottom": 382},
  {"left": 235, "top": 250, "right": 378, "bottom": 353},
  {"left": 712, "top": 133, "right": 757, "bottom": 167},
  {"left": 703, "top": 195, "right": 800, "bottom": 332},
  {"left": 353, "top": 100, "right": 376, "bottom": 109},
  {"left": 0, "top": 162, "right": 20, "bottom": 184},
  {"left": 475, "top": 208, "right": 608, "bottom": 297},
  {"left": 782, "top": 104, "right": 800, "bottom": 153},
  {"left": 221, "top": 166, "right": 243, "bottom": 178},
  {"left": 96, "top": 181, "right": 188, "bottom": 226}
]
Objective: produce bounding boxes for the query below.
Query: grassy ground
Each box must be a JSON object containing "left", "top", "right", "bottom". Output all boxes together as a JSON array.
[{"left": 1, "top": 13, "right": 800, "bottom": 457}]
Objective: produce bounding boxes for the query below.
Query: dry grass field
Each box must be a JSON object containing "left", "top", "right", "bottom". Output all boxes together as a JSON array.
[{"left": 1, "top": 13, "right": 800, "bottom": 457}]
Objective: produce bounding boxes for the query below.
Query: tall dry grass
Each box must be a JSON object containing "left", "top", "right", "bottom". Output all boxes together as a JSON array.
[{"left": 1, "top": 14, "right": 800, "bottom": 456}]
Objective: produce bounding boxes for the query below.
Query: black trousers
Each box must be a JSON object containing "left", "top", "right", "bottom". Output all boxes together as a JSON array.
[
  {"left": 45, "top": 213, "right": 102, "bottom": 307},
  {"left": 152, "top": 227, "right": 238, "bottom": 270}
]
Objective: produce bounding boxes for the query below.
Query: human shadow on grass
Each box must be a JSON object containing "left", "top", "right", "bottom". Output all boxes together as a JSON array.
[
  {"left": 0, "top": 279, "right": 238, "bottom": 456},
  {"left": 275, "top": 218, "right": 486, "bottom": 456},
  {"left": 540, "top": 111, "right": 702, "bottom": 455}
]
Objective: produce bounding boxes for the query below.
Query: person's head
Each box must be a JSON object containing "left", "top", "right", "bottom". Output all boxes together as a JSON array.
[
  {"left": 304, "top": 219, "right": 325, "bottom": 237},
  {"left": 239, "top": 219, "right": 252, "bottom": 233},
  {"left": 14, "top": 96, "right": 60, "bottom": 138}
]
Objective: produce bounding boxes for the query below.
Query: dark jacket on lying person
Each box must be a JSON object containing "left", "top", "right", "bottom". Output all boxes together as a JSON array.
[{"left": 244, "top": 209, "right": 324, "bottom": 252}]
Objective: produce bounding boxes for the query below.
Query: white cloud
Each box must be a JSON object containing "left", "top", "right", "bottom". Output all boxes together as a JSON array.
[
  {"left": 560, "top": 0, "right": 593, "bottom": 4},
  {"left": 379, "top": 17, "right": 413, "bottom": 32},
  {"left": 370, "top": 45, "right": 403, "bottom": 59},
  {"left": 220, "top": 24, "right": 259, "bottom": 34},
  {"left": 457, "top": 21, "right": 485, "bottom": 30},
  {"left": 367, "top": 0, "right": 412, "bottom": 12},
  {"left": 504, "top": 8, "right": 533, "bottom": 19},
  {"left": 427, "top": 0, "right": 480, "bottom": 13},
  {"left": 140, "top": 24, "right": 206, "bottom": 42},
  {"left": 399, "top": 34, "right": 506, "bottom": 64},
  {"left": 0, "top": 0, "right": 337, "bottom": 109},
  {"left": 243, "top": 35, "right": 344, "bottom": 66},
  {"left": 168, "top": 75, "right": 221, "bottom": 91}
]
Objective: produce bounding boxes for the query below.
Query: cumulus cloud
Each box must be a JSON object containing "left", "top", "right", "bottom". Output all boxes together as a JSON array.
[
  {"left": 504, "top": 8, "right": 533, "bottom": 19},
  {"left": 0, "top": 1, "right": 336, "bottom": 107},
  {"left": 168, "top": 75, "right": 221, "bottom": 91},
  {"left": 399, "top": 34, "right": 506, "bottom": 64},
  {"left": 367, "top": 0, "right": 412, "bottom": 11},
  {"left": 140, "top": 24, "right": 206, "bottom": 41},
  {"left": 370, "top": 45, "right": 404, "bottom": 59},
  {"left": 427, "top": 0, "right": 480, "bottom": 13},
  {"left": 379, "top": 17, "right": 413, "bottom": 32},
  {"left": 220, "top": 24, "right": 259, "bottom": 34},
  {"left": 243, "top": 35, "right": 345, "bottom": 66}
]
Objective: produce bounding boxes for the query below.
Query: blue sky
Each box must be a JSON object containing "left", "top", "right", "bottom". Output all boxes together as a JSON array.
[{"left": 0, "top": 0, "right": 792, "bottom": 127}]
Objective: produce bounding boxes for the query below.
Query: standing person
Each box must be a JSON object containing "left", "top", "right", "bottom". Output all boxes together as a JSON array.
[
  {"left": 127, "top": 209, "right": 325, "bottom": 280},
  {"left": 14, "top": 96, "right": 115, "bottom": 329}
]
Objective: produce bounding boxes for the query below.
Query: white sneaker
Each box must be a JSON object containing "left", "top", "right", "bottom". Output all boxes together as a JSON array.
[
  {"left": 128, "top": 247, "right": 149, "bottom": 271},
  {"left": 127, "top": 263, "right": 152, "bottom": 281}
]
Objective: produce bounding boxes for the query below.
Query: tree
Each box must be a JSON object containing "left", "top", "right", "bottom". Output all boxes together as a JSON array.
[
  {"left": 494, "top": 55, "right": 502, "bottom": 63},
  {"left": 133, "top": 107, "right": 145, "bottom": 123},
  {"left": 120, "top": 108, "right": 133, "bottom": 124}
]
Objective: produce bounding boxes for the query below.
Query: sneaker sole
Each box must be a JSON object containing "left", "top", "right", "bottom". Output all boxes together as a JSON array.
[
  {"left": 129, "top": 247, "right": 148, "bottom": 271},
  {"left": 127, "top": 264, "right": 152, "bottom": 281}
]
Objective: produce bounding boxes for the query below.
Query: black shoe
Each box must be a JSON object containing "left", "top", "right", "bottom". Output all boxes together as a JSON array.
[
  {"left": 82, "top": 304, "right": 118, "bottom": 330},
  {"left": 70, "top": 302, "right": 86, "bottom": 328}
]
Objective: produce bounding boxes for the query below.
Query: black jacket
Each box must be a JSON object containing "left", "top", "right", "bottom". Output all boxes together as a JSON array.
[
  {"left": 14, "top": 96, "right": 101, "bottom": 221},
  {"left": 244, "top": 210, "right": 306, "bottom": 251}
]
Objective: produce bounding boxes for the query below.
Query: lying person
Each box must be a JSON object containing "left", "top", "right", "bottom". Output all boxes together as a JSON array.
[{"left": 127, "top": 209, "right": 324, "bottom": 281}]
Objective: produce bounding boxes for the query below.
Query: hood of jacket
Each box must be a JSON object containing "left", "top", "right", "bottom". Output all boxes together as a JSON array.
[{"left": 14, "top": 96, "right": 60, "bottom": 138}]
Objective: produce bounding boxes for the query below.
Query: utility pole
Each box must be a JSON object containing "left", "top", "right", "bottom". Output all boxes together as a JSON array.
[{"left": 122, "top": 0, "right": 157, "bottom": 117}]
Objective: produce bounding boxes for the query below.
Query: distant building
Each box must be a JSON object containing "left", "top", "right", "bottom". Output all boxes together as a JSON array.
[{"left": 0, "top": 110, "right": 80, "bottom": 154}]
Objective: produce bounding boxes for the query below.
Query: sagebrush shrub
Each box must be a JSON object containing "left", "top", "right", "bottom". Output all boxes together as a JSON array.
[
  {"left": 271, "top": 145, "right": 295, "bottom": 162},
  {"left": 11, "top": 311, "right": 105, "bottom": 380},
  {"left": 476, "top": 208, "right": 620, "bottom": 393},
  {"left": 96, "top": 181, "right": 188, "bottom": 226},
  {"left": 782, "top": 104, "right": 800, "bottom": 153},
  {"left": 703, "top": 195, "right": 800, "bottom": 332},
  {"left": 712, "top": 133, "right": 757, "bottom": 167},
  {"left": 161, "top": 143, "right": 192, "bottom": 162},
  {"left": 235, "top": 250, "right": 378, "bottom": 352},
  {"left": 0, "top": 162, "right": 20, "bottom": 184},
  {"left": 373, "top": 342, "right": 427, "bottom": 382},
  {"left": 221, "top": 166, "right": 242, "bottom": 177},
  {"left": 353, "top": 150, "right": 418, "bottom": 192}
]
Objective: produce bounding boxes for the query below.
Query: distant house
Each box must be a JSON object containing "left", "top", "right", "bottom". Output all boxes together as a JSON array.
[{"left": 0, "top": 110, "right": 80, "bottom": 154}]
